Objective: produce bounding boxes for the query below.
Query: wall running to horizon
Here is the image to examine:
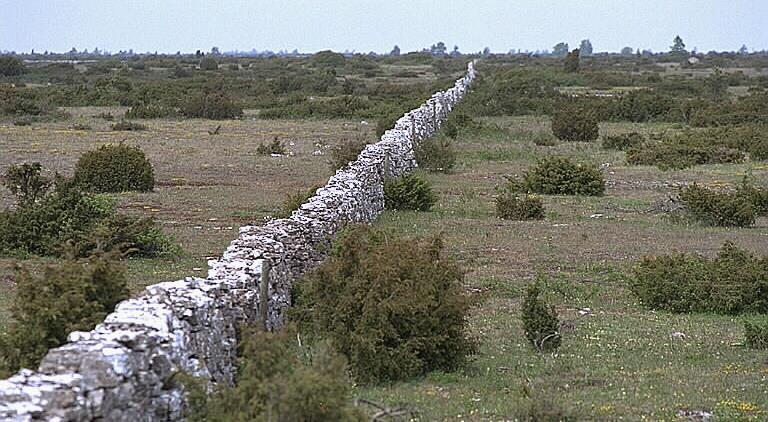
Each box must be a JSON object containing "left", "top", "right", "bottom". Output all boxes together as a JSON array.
[{"left": 0, "top": 61, "right": 477, "bottom": 421}]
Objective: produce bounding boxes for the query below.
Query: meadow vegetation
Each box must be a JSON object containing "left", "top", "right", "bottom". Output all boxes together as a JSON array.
[{"left": 1, "top": 50, "right": 768, "bottom": 419}]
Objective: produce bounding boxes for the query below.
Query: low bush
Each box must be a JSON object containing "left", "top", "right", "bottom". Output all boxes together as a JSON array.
[
  {"left": 3, "top": 162, "right": 50, "bottom": 206},
  {"left": 744, "top": 317, "right": 768, "bottom": 350},
  {"left": 291, "top": 225, "right": 475, "bottom": 384},
  {"left": 414, "top": 136, "right": 456, "bottom": 172},
  {"left": 199, "top": 57, "right": 218, "bottom": 71},
  {"left": 0, "top": 251, "right": 129, "bottom": 374},
  {"left": 626, "top": 125, "right": 766, "bottom": 169},
  {"left": 273, "top": 185, "right": 321, "bottom": 219},
  {"left": 124, "top": 104, "right": 178, "bottom": 119},
  {"left": 631, "top": 242, "right": 768, "bottom": 314},
  {"left": 73, "top": 143, "right": 155, "bottom": 193},
  {"left": 384, "top": 173, "right": 437, "bottom": 211},
  {"left": 626, "top": 142, "right": 744, "bottom": 170},
  {"left": 329, "top": 135, "right": 369, "bottom": 171},
  {"left": 182, "top": 93, "right": 243, "bottom": 119},
  {"left": 496, "top": 193, "right": 544, "bottom": 220},
  {"left": 187, "top": 327, "right": 364, "bottom": 421},
  {"left": 256, "top": 137, "right": 287, "bottom": 155},
  {"left": 0, "top": 56, "right": 25, "bottom": 77},
  {"left": 531, "top": 132, "right": 557, "bottom": 146},
  {"left": 111, "top": 120, "right": 147, "bottom": 131},
  {"left": 1, "top": 165, "right": 174, "bottom": 258},
  {"left": 441, "top": 109, "right": 481, "bottom": 140},
  {"left": 679, "top": 184, "right": 756, "bottom": 227},
  {"left": 611, "top": 90, "right": 674, "bottom": 122},
  {"left": 375, "top": 109, "right": 404, "bottom": 138},
  {"left": 510, "top": 156, "right": 605, "bottom": 196},
  {"left": 13, "top": 118, "right": 32, "bottom": 126},
  {"left": 551, "top": 106, "right": 599, "bottom": 142},
  {"left": 521, "top": 282, "right": 561, "bottom": 352},
  {"left": 601, "top": 132, "right": 645, "bottom": 150},
  {"left": 94, "top": 111, "right": 114, "bottom": 120},
  {"left": 736, "top": 177, "right": 768, "bottom": 216}
]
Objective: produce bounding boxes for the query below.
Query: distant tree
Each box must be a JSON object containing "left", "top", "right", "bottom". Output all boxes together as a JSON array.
[
  {"left": 210, "top": 46, "right": 220, "bottom": 56},
  {"left": 0, "top": 56, "right": 25, "bottom": 76},
  {"left": 739, "top": 44, "right": 749, "bottom": 55},
  {"left": 430, "top": 41, "right": 447, "bottom": 56},
  {"left": 195, "top": 49, "right": 203, "bottom": 58},
  {"left": 579, "top": 39, "right": 593, "bottom": 57},
  {"left": 564, "top": 48, "right": 580, "bottom": 73},
  {"left": 552, "top": 42, "right": 569, "bottom": 57},
  {"left": 482, "top": 47, "right": 491, "bottom": 57},
  {"left": 451, "top": 45, "right": 461, "bottom": 56},
  {"left": 670, "top": 35, "right": 687, "bottom": 54},
  {"left": 390, "top": 45, "right": 401, "bottom": 56},
  {"left": 620, "top": 46, "right": 634, "bottom": 56}
]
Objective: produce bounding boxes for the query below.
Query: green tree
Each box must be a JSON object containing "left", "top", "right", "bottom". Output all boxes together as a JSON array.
[
  {"left": 564, "top": 48, "right": 580, "bottom": 73},
  {"left": 579, "top": 39, "right": 593, "bottom": 57},
  {"left": 552, "top": 42, "right": 569, "bottom": 57},
  {"left": 670, "top": 35, "right": 687, "bottom": 54}
]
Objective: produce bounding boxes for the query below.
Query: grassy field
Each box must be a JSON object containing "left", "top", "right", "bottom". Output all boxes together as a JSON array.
[
  {"left": 356, "top": 116, "right": 768, "bottom": 421},
  {"left": 0, "top": 109, "right": 369, "bottom": 330}
]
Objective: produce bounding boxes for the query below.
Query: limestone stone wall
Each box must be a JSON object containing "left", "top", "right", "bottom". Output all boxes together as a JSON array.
[{"left": 0, "top": 61, "right": 476, "bottom": 421}]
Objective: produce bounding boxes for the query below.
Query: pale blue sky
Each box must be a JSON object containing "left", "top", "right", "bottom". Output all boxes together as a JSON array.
[{"left": 2, "top": 0, "right": 766, "bottom": 54}]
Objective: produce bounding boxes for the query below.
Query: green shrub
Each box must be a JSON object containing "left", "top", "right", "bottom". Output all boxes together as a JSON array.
[
  {"left": 329, "top": 135, "right": 369, "bottom": 171},
  {"left": 601, "top": 132, "right": 645, "bottom": 150},
  {"left": 182, "top": 93, "right": 243, "bottom": 119},
  {"left": 94, "top": 111, "right": 114, "bottom": 120},
  {"left": 441, "top": 109, "right": 481, "bottom": 140},
  {"left": 0, "top": 178, "right": 112, "bottom": 256},
  {"left": 188, "top": 327, "right": 364, "bottom": 422},
  {"left": 631, "top": 242, "right": 768, "bottom": 314},
  {"left": 199, "top": 57, "right": 218, "bottom": 71},
  {"left": 0, "top": 174, "right": 174, "bottom": 258},
  {"left": 736, "top": 178, "right": 768, "bottom": 216},
  {"left": 13, "top": 118, "right": 32, "bottom": 126},
  {"left": 626, "top": 142, "right": 744, "bottom": 170},
  {"left": 3, "top": 163, "right": 50, "bottom": 206},
  {"left": 273, "top": 185, "right": 320, "bottom": 219},
  {"left": 531, "top": 132, "right": 557, "bottom": 146},
  {"left": 0, "top": 56, "right": 25, "bottom": 76},
  {"left": 291, "top": 225, "right": 475, "bottom": 384},
  {"left": 256, "top": 137, "right": 287, "bottom": 155},
  {"left": 611, "top": 90, "right": 674, "bottom": 122},
  {"left": 496, "top": 193, "right": 544, "bottom": 220},
  {"left": 111, "top": 120, "right": 147, "bottom": 131},
  {"left": 73, "top": 143, "right": 155, "bottom": 193},
  {"left": 521, "top": 282, "right": 561, "bottom": 352},
  {"left": 375, "top": 110, "right": 404, "bottom": 138},
  {"left": 414, "top": 136, "right": 456, "bottom": 172},
  {"left": 125, "top": 104, "right": 178, "bottom": 119},
  {"left": 744, "top": 317, "right": 768, "bottom": 349},
  {"left": 384, "top": 173, "right": 437, "bottom": 211},
  {"left": 679, "top": 184, "right": 755, "bottom": 227},
  {"left": 513, "top": 156, "right": 605, "bottom": 196},
  {"left": 551, "top": 106, "right": 599, "bottom": 142},
  {"left": 0, "top": 251, "right": 129, "bottom": 373}
]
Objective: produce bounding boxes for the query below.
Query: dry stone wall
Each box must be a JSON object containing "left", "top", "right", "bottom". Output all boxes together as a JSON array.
[{"left": 0, "top": 61, "right": 476, "bottom": 421}]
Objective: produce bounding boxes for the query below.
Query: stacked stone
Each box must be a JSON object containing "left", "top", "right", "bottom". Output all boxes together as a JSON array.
[{"left": 0, "top": 61, "right": 476, "bottom": 421}]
